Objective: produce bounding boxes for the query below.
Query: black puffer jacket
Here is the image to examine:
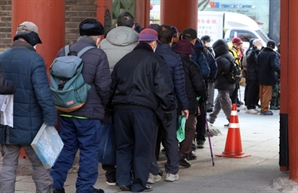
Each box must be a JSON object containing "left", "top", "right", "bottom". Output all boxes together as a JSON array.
[
  {"left": 257, "top": 47, "right": 280, "bottom": 86},
  {"left": 0, "top": 65, "right": 15, "bottom": 94},
  {"left": 246, "top": 47, "right": 261, "bottom": 81},
  {"left": 179, "top": 54, "right": 206, "bottom": 114},
  {"left": 56, "top": 36, "right": 111, "bottom": 119},
  {"left": 212, "top": 39, "right": 236, "bottom": 91},
  {"left": 110, "top": 42, "right": 175, "bottom": 112}
]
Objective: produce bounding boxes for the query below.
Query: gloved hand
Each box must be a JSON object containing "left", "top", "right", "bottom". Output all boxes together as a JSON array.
[
  {"left": 102, "top": 108, "right": 113, "bottom": 124},
  {"left": 164, "top": 112, "right": 172, "bottom": 126}
]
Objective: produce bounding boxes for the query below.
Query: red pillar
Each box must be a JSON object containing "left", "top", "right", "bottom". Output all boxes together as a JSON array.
[
  {"left": 135, "top": 0, "right": 150, "bottom": 29},
  {"left": 160, "top": 0, "right": 198, "bottom": 34},
  {"left": 281, "top": 0, "right": 298, "bottom": 183},
  {"left": 96, "top": 0, "right": 112, "bottom": 25},
  {"left": 12, "top": 0, "right": 65, "bottom": 76},
  {"left": 12, "top": 0, "right": 65, "bottom": 159}
]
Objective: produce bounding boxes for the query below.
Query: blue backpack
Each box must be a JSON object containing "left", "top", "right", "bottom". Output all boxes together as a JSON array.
[{"left": 49, "top": 45, "right": 94, "bottom": 112}]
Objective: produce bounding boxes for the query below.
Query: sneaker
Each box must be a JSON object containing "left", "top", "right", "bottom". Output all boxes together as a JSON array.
[
  {"left": 191, "top": 143, "right": 197, "bottom": 151},
  {"left": 186, "top": 151, "right": 197, "bottom": 160},
  {"left": 245, "top": 109, "right": 258, "bottom": 114},
  {"left": 224, "top": 123, "right": 229, "bottom": 127},
  {"left": 179, "top": 157, "right": 191, "bottom": 168},
  {"left": 141, "top": 185, "right": 153, "bottom": 192},
  {"left": 260, "top": 110, "right": 273, "bottom": 115},
  {"left": 206, "top": 108, "right": 213, "bottom": 113},
  {"left": 147, "top": 173, "right": 161, "bottom": 184},
  {"left": 197, "top": 140, "right": 205, "bottom": 149},
  {"left": 106, "top": 180, "right": 116, "bottom": 186},
  {"left": 165, "top": 173, "right": 179, "bottom": 182}
]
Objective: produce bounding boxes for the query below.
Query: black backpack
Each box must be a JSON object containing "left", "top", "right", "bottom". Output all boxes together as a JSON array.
[{"left": 224, "top": 58, "right": 241, "bottom": 84}]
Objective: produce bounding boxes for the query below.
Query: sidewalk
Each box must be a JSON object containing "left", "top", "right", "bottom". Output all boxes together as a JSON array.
[{"left": 13, "top": 104, "right": 297, "bottom": 193}]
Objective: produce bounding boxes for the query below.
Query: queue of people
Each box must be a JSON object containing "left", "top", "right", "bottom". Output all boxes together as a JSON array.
[{"left": 0, "top": 11, "right": 280, "bottom": 193}]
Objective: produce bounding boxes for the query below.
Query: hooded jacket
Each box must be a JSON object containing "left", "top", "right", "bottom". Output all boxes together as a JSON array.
[
  {"left": 212, "top": 39, "right": 236, "bottom": 91},
  {"left": 100, "top": 26, "right": 139, "bottom": 73},
  {"left": 56, "top": 36, "right": 111, "bottom": 120},
  {"left": 0, "top": 41, "right": 57, "bottom": 144}
]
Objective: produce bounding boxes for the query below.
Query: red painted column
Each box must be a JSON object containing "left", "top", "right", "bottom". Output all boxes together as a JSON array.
[
  {"left": 97, "top": 0, "right": 112, "bottom": 25},
  {"left": 12, "top": 0, "right": 65, "bottom": 158},
  {"left": 160, "top": 0, "right": 198, "bottom": 34},
  {"left": 286, "top": 0, "right": 298, "bottom": 183},
  {"left": 135, "top": 0, "right": 150, "bottom": 29},
  {"left": 12, "top": 0, "right": 65, "bottom": 76}
]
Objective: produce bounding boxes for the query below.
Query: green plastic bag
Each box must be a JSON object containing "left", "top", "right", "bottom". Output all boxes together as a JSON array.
[{"left": 177, "top": 115, "right": 186, "bottom": 142}]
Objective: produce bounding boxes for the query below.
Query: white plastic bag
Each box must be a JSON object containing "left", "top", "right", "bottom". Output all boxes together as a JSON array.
[
  {"left": 31, "top": 123, "right": 64, "bottom": 169},
  {"left": 0, "top": 94, "right": 13, "bottom": 127}
]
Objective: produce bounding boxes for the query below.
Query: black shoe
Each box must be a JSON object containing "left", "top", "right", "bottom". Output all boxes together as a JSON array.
[
  {"left": 186, "top": 151, "right": 197, "bottom": 160},
  {"left": 191, "top": 143, "right": 197, "bottom": 151},
  {"left": 224, "top": 123, "right": 229, "bottom": 127},
  {"left": 206, "top": 108, "right": 213, "bottom": 113},
  {"left": 53, "top": 189, "right": 65, "bottom": 193},
  {"left": 158, "top": 170, "right": 163, "bottom": 177},
  {"left": 93, "top": 188, "right": 105, "bottom": 193},
  {"left": 260, "top": 110, "right": 273, "bottom": 115},
  {"left": 197, "top": 140, "right": 205, "bottom": 149},
  {"left": 270, "top": 106, "right": 279, "bottom": 110},
  {"left": 119, "top": 185, "right": 131, "bottom": 191},
  {"left": 179, "top": 157, "right": 191, "bottom": 168}
]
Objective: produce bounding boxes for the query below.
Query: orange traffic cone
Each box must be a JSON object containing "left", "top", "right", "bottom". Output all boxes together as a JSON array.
[{"left": 216, "top": 103, "right": 251, "bottom": 158}]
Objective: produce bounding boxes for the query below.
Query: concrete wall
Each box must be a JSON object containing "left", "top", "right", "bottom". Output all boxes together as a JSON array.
[{"left": 0, "top": 0, "right": 97, "bottom": 52}]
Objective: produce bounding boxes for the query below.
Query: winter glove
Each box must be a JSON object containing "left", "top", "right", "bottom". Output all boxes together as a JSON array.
[{"left": 164, "top": 112, "right": 172, "bottom": 126}]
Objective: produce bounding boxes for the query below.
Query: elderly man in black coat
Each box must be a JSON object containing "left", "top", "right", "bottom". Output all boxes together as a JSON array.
[{"left": 257, "top": 40, "right": 280, "bottom": 115}]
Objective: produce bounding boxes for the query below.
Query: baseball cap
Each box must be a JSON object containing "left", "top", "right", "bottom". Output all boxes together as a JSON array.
[
  {"left": 182, "top": 28, "right": 197, "bottom": 40},
  {"left": 201, "top": 35, "right": 211, "bottom": 42},
  {"left": 139, "top": 28, "right": 158, "bottom": 41}
]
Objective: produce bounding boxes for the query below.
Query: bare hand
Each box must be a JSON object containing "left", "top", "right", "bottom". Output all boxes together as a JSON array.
[{"left": 181, "top": 109, "right": 189, "bottom": 120}]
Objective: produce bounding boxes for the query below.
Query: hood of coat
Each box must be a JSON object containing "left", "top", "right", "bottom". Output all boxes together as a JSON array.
[
  {"left": 105, "top": 26, "right": 139, "bottom": 46},
  {"left": 212, "top": 39, "right": 229, "bottom": 58}
]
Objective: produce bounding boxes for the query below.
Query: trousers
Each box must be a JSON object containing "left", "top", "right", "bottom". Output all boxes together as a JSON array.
[{"left": 0, "top": 144, "right": 52, "bottom": 193}]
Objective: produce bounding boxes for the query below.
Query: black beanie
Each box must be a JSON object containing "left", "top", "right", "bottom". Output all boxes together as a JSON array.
[
  {"left": 79, "top": 19, "right": 104, "bottom": 36},
  {"left": 267, "top": 39, "right": 276, "bottom": 49}
]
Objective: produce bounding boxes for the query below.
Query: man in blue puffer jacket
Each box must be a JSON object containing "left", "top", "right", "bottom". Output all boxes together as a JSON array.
[{"left": 0, "top": 21, "right": 57, "bottom": 193}]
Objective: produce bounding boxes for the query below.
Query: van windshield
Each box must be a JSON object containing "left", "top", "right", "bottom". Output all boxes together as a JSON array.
[{"left": 256, "top": 30, "right": 269, "bottom": 43}]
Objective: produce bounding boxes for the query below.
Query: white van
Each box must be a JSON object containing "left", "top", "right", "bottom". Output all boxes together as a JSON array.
[{"left": 197, "top": 11, "right": 269, "bottom": 50}]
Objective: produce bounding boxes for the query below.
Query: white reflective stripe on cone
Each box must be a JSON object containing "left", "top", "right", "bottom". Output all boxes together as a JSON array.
[
  {"left": 231, "top": 111, "right": 238, "bottom": 116},
  {"left": 229, "top": 123, "right": 240, "bottom": 128}
]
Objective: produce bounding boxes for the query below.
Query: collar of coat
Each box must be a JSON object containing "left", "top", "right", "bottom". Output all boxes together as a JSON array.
[
  {"left": 10, "top": 40, "right": 36, "bottom": 52},
  {"left": 133, "top": 42, "right": 154, "bottom": 52}
]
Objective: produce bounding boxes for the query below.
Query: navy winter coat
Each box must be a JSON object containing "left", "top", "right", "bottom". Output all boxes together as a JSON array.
[
  {"left": 0, "top": 41, "right": 57, "bottom": 145},
  {"left": 156, "top": 44, "right": 188, "bottom": 110}
]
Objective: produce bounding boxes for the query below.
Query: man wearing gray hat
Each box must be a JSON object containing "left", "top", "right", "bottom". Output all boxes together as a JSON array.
[
  {"left": 0, "top": 21, "right": 57, "bottom": 193},
  {"left": 50, "top": 18, "right": 111, "bottom": 193}
]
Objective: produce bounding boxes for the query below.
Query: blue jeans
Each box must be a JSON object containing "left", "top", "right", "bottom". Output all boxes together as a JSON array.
[{"left": 50, "top": 117, "right": 103, "bottom": 193}]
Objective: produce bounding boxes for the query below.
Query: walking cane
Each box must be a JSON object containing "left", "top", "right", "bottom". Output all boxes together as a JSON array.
[{"left": 205, "top": 116, "right": 215, "bottom": 166}]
